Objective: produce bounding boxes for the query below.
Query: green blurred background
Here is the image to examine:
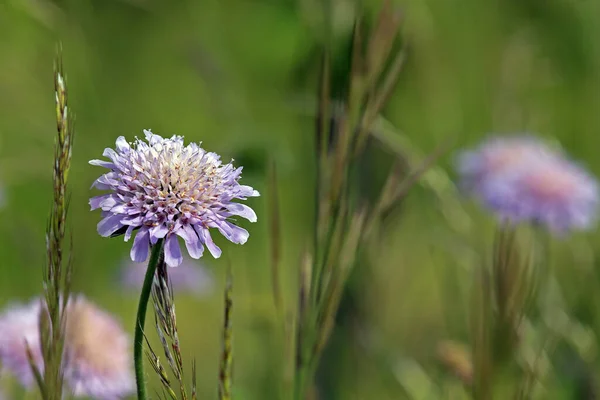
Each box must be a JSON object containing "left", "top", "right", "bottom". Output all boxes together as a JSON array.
[{"left": 1, "top": 0, "right": 600, "bottom": 398}]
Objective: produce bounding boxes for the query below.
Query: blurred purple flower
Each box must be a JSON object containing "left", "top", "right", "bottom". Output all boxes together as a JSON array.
[
  {"left": 482, "top": 157, "right": 599, "bottom": 234},
  {"left": 0, "top": 296, "right": 134, "bottom": 399},
  {"left": 457, "top": 135, "right": 558, "bottom": 195},
  {"left": 0, "top": 299, "right": 43, "bottom": 388},
  {"left": 63, "top": 295, "right": 134, "bottom": 399},
  {"left": 120, "top": 257, "right": 215, "bottom": 296},
  {"left": 89, "top": 130, "right": 259, "bottom": 267},
  {"left": 457, "top": 135, "right": 599, "bottom": 233}
]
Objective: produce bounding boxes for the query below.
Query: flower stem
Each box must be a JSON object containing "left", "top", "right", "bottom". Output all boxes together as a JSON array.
[{"left": 134, "top": 239, "right": 164, "bottom": 400}]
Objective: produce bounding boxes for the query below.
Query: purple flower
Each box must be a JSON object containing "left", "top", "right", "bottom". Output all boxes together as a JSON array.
[
  {"left": 63, "top": 295, "right": 134, "bottom": 399},
  {"left": 457, "top": 135, "right": 599, "bottom": 233},
  {"left": 0, "top": 299, "right": 43, "bottom": 388},
  {"left": 482, "top": 157, "right": 599, "bottom": 234},
  {"left": 120, "top": 256, "right": 215, "bottom": 296},
  {"left": 456, "top": 135, "right": 559, "bottom": 195},
  {"left": 0, "top": 296, "right": 134, "bottom": 399},
  {"left": 89, "top": 130, "right": 259, "bottom": 267}
]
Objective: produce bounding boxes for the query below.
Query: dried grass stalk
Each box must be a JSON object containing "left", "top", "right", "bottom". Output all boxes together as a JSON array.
[
  {"left": 29, "top": 44, "right": 75, "bottom": 400},
  {"left": 219, "top": 269, "right": 234, "bottom": 400},
  {"left": 145, "top": 258, "right": 198, "bottom": 400}
]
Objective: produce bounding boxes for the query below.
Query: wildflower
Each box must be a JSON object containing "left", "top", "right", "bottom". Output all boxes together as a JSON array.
[
  {"left": 89, "top": 130, "right": 259, "bottom": 267},
  {"left": 120, "top": 256, "right": 215, "bottom": 296},
  {"left": 456, "top": 135, "right": 558, "bottom": 195},
  {"left": 0, "top": 300, "right": 43, "bottom": 388},
  {"left": 63, "top": 295, "right": 135, "bottom": 399},
  {"left": 0, "top": 296, "right": 134, "bottom": 399},
  {"left": 457, "top": 134, "right": 599, "bottom": 233},
  {"left": 483, "top": 157, "right": 599, "bottom": 234}
]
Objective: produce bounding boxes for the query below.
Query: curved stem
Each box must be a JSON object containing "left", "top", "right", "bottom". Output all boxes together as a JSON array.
[{"left": 134, "top": 239, "right": 164, "bottom": 400}]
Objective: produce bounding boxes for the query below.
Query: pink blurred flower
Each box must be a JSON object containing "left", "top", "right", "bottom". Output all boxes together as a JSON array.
[
  {"left": 457, "top": 134, "right": 599, "bottom": 234},
  {"left": 482, "top": 157, "right": 599, "bottom": 234},
  {"left": 0, "top": 296, "right": 134, "bottom": 399},
  {"left": 63, "top": 295, "right": 135, "bottom": 399},
  {"left": 0, "top": 299, "right": 43, "bottom": 388},
  {"left": 457, "top": 135, "right": 558, "bottom": 195}
]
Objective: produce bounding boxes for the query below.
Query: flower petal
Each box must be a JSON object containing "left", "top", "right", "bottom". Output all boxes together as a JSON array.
[
  {"left": 218, "top": 222, "right": 249, "bottom": 244},
  {"left": 97, "top": 214, "right": 125, "bottom": 237},
  {"left": 196, "top": 227, "right": 221, "bottom": 258},
  {"left": 149, "top": 224, "right": 169, "bottom": 245},
  {"left": 124, "top": 225, "right": 136, "bottom": 242},
  {"left": 226, "top": 203, "right": 257, "bottom": 222},
  {"left": 110, "top": 204, "right": 128, "bottom": 214},
  {"left": 175, "top": 224, "right": 196, "bottom": 243},
  {"left": 164, "top": 234, "right": 183, "bottom": 267},
  {"left": 238, "top": 185, "right": 260, "bottom": 197},
  {"left": 89, "top": 159, "right": 115, "bottom": 169},
  {"left": 89, "top": 194, "right": 114, "bottom": 211},
  {"left": 115, "top": 136, "right": 130, "bottom": 152},
  {"left": 102, "top": 148, "right": 121, "bottom": 163},
  {"left": 91, "top": 174, "right": 118, "bottom": 190},
  {"left": 130, "top": 228, "right": 150, "bottom": 262},
  {"left": 175, "top": 225, "right": 203, "bottom": 259},
  {"left": 144, "top": 129, "right": 163, "bottom": 146}
]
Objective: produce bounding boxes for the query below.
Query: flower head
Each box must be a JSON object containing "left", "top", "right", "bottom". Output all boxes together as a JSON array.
[
  {"left": 89, "top": 130, "right": 259, "bottom": 267},
  {"left": 456, "top": 135, "right": 558, "bottom": 194},
  {"left": 0, "top": 296, "right": 134, "bottom": 399},
  {"left": 63, "top": 295, "right": 134, "bottom": 399},
  {"left": 0, "top": 300, "right": 43, "bottom": 388},
  {"left": 482, "top": 157, "right": 599, "bottom": 234},
  {"left": 120, "top": 256, "right": 214, "bottom": 296},
  {"left": 457, "top": 134, "right": 599, "bottom": 234}
]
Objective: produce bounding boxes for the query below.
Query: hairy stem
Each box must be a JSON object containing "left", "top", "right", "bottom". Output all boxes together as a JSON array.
[{"left": 134, "top": 239, "right": 164, "bottom": 400}]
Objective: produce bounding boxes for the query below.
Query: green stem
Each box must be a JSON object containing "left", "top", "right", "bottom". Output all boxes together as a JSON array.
[
  {"left": 293, "top": 368, "right": 307, "bottom": 400},
  {"left": 134, "top": 239, "right": 164, "bottom": 400}
]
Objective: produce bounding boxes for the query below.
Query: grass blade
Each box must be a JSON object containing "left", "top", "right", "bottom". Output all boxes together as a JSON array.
[
  {"left": 268, "top": 159, "right": 283, "bottom": 313},
  {"left": 218, "top": 267, "right": 234, "bottom": 400}
]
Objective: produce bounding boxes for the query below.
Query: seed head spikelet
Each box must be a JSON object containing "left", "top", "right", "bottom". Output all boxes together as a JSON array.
[
  {"left": 32, "top": 44, "right": 75, "bottom": 400},
  {"left": 143, "top": 259, "right": 198, "bottom": 399},
  {"left": 89, "top": 130, "right": 259, "bottom": 267}
]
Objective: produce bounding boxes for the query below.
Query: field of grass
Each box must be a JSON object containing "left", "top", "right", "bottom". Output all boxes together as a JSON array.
[{"left": 1, "top": 0, "right": 600, "bottom": 399}]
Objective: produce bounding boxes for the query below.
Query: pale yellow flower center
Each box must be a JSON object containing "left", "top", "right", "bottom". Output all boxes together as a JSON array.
[{"left": 65, "top": 300, "right": 125, "bottom": 373}]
